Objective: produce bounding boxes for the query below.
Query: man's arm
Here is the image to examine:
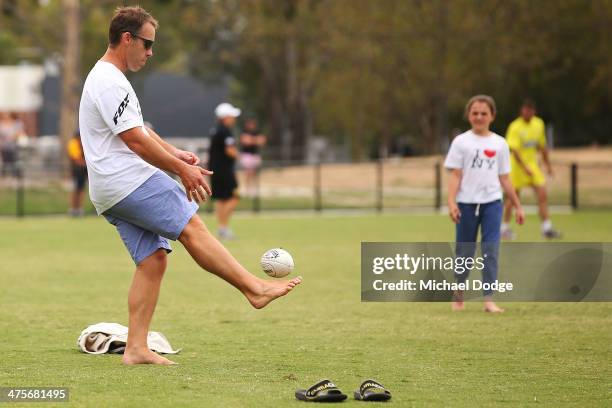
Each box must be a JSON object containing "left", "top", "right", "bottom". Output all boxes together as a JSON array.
[
  {"left": 145, "top": 126, "right": 200, "bottom": 165},
  {"left": 144, "top": 126, "right": 177, "bottom": 155},
  {"left": 499, "top": 174, "right": 524, "bottom": 225},
  {"left": 119, "top": 126, "right": 211, "bottom": 202},
  {"left": 506, "top": 123, "right": 532, "bottom": 176},
  {"left": 67, "top": 140, "right": 86, "bottom": 166},
  {"left": 536, "top": 119, "right": 553, "bottom": 176},
  {"left": 539, "top": 146, "right": 553, "bottom": 176},
  {"left": 510, "top": 149, "right": 533, "bottom": 176},
  {"left": 225, "top": 145, "right": 238, "bottom": 159}
]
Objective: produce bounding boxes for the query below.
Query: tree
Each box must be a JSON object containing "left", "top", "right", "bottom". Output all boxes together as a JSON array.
[
  {"left": 58, "top": 0, "right": 80, "bottom": 172},
  {"left": 1, "top": 0, "right": 610, "bottom": 160}
]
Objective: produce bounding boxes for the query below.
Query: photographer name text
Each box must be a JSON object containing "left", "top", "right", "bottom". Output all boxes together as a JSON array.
[{"left": 372, "top": 279, "right": 514, "bottom": 292}]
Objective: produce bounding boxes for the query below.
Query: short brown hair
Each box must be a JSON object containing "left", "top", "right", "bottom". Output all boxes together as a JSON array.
[
  {"left": 464, "top": 94, "right": 497, "bottom": 118},
  {"left": 521, "top": 98, "right": 536, "bottom": 109},
  {"left": 108, "top": 6, "right": 158, "bottom": 47}
]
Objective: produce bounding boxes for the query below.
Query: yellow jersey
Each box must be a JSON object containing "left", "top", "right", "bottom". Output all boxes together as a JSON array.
[
  {"left": 67, "top": 138, "right": 83, "bottom": 162},
  {"left": 505, "top": 116, "right": 547, "bottom": 188},
  {"left": 505, "top": 116, "right": 546, "bottom": 164}
]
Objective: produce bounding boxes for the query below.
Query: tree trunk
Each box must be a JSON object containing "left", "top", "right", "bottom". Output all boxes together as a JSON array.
[
  {"left": 420, "top": 103, "right": 435, "bottom": 154},
  {"left": 422, "top": 1, "right": 449, "bottom": 155},
  {"left": 284, "top": 28, "right": 297, "bottom": 163},
  {"left": 59, "top": 0, "right": 80, "bottom": 173},
  {"left": 259, "top": 53, "right": 286, "bottom": 162}
]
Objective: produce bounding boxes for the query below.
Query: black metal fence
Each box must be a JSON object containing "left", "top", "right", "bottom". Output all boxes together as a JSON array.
[
  {"left": 227, "top": 160, "right": 606, "bottom": 214},
  {"left": 2, "top": 153, "right": 609, "bottom": 217}
]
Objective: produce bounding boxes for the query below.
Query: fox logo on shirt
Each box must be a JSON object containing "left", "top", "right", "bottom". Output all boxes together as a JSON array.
[
  {"left": 113, "top": 93, "right": 130, "bottom": 125},
  {"left": 471, "top": 149, "right": 496, "bottom": 170}
]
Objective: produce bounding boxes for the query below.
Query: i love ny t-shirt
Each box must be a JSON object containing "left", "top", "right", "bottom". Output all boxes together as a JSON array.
[{"left": 444, "top": 130, "right": 511, "bottom": 204}]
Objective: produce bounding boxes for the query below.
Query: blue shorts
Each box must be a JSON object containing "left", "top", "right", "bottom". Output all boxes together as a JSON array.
[{"left": 103, "top": 171, "right": 199, "bottom": 265}]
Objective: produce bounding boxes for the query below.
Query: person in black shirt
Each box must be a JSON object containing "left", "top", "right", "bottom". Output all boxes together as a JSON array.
[
  {"left": 209, "top": 103, "right": 241, "bottom": 239},
  {"left": 239, "top": 118, "right": 266, "bottom": 198}
]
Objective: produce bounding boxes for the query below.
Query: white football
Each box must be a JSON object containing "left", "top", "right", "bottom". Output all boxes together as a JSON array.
[{"left": 260, "top": 248, "right": 294, "bottom": 278}]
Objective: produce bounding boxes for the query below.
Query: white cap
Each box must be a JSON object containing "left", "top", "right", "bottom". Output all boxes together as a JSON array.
[{"left": 215, "top": 103, "right": 241, "bottom": 118}]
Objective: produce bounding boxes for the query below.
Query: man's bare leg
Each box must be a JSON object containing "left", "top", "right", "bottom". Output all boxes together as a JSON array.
[
  {"left": 215, "top": 200, "right": 228, "bottom": 228},
  {"left": 123, "top": 249, "right": 176, "bottom": 365},
  {"left": 178, "top": 216, "right": 302, "bottom": 309},
  {"left": 534, "top": 185, "right": 549, "bottom": 222},
  {"left": 535, "top": 185, "right": 561, "bottom": 238},
  {"left": 76, "top": 190, "right": 85, "bottom": 213},
  {"left": 69, "top": 190, "right": 85, "bottom": 216},
  {"left": 501, "top": 190, "right": 520, "bottom": 239},
  {"left": 215, "top": 197, "right": 239, "bottom": 229},
  {"left": 70, "top": 191, "right": 78, "bottom": 211}
]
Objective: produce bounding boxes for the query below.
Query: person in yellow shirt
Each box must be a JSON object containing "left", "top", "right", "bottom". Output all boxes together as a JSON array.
[
  {"left": 501, "top": 100, "right": 561, "bottom": 239},
  {"left": 67, "top": 130, "right": 88, "bottom": 216}
]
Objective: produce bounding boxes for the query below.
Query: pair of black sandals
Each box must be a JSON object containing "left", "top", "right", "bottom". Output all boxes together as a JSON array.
[{"left": 296, "top": 379, "right": 392, "bottom": 402}]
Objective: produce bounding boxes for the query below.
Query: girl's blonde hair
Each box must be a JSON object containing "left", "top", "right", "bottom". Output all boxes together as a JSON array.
[{"left": 464, "top": 95, "right": 497, "bottom": 118}]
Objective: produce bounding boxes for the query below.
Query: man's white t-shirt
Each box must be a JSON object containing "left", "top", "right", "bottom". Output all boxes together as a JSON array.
[
  {"left": 79, "top": 61, "right": 157, "bottom": 214},
  {"left": 444, "top": 130, "right": 511, "bottom": 204}
]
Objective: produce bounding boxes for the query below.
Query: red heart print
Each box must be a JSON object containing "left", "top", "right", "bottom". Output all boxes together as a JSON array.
[{"left": 484, "top": 149, "right": 496, "bottom": 158}]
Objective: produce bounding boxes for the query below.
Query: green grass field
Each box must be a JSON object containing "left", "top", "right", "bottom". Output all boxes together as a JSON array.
[{"left": 1, "top": 212, "right": 611, "bottom": 407}]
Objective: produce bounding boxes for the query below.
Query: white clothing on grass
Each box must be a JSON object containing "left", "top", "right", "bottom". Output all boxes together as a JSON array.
[{"left": 77, "top": 322, "right": 180, "bottom": 355}]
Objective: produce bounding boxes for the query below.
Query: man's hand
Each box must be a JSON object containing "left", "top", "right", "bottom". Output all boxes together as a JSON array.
[
  {"left": 120, "top": 127, "right": 211, "bottom": 203},
  {"left": 512, "top": 149, "right": 533, "bottom": 177},
  {"left": 499, "top": 173, "right": 524, "bottom": 225},
  {"left": 515, "top": 206, "right": 525, "bottom": 225},
  {"left": 546, "top": 164, "right": 554, "bottom": 177},
  {"left": 179, "top": 164, "right": 213, "bottom": 203},
  {"left": 175, "top": 150, "right": 200, "bottom": 166}
]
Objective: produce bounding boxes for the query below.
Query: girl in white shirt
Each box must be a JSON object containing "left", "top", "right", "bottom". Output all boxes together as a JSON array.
[{"left": 444, "top": 95, "right": 524, "bottom": 313}]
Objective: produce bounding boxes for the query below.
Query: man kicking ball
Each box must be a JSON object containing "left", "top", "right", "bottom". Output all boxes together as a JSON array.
[{"left": 78, "top": 6, "right": 301, "bottom": 365}]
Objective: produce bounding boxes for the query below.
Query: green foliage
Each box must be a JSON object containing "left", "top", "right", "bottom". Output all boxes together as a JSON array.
[
  {"left": 0, "top": 29, "right": 19, "bottom": 63},
  {"left": 1, "top": 0, "right": 611, "bottom": 156}
]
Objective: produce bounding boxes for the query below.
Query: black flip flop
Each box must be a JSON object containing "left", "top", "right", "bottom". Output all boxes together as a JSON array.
[
  {"left": 295, "top": 379, "right": 348, "bottom": 402},
  {"left": 354, "top": 379, "right": 392, "bottom": 402}
]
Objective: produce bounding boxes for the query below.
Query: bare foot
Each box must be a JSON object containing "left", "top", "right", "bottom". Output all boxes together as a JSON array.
[
  {"left": 247, "top": 276, "right": 303, "bottom": 309},
  {"left": 122, "top": 348, "right": 177, "bottom": 365},
  {"left": 483, "top": 300, "right": 504, "bottom": 313},
  {"left": 451, "top": 290, "right": 465, "bottom": 311}
]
